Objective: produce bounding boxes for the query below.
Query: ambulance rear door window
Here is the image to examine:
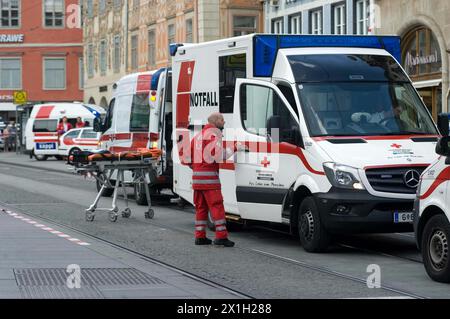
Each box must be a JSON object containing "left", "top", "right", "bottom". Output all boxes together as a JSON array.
[
  {"left": 219, "top": 53, "right": 246, "bottom": 113},
  {"left": 130, "top": 93, "right": 150, "bottom": 131},
  {"left": 33, "top": 119, "right": 58, "bottom": 132}
]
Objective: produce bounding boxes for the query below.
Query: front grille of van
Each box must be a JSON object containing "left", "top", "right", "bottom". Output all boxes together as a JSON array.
[{"left": 365, "top": 166, "right": 428, "bottom": 194}]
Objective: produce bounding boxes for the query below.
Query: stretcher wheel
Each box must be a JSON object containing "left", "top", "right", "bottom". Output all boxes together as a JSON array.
[
  {"left": 86, "top": 212, "right": 95, "bottom": 222},
  {"left": 145, "top": 209, "right": 154, "bottom": 219},
  {"left": 109, "top": 212, "right": 118, "bottom": 222},
  {"left": 122, "top": 208, "right": 131, "bottom": 218}
]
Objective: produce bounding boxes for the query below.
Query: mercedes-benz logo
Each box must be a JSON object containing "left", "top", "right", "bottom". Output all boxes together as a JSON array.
[{"left": 404, "top": 170, "right": 420, "bottom": 188}]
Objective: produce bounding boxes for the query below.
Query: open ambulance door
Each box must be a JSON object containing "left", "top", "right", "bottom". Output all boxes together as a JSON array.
[
  {"left": 233, "top": 78, "right": 300, "bottom": 223},
  {"left": 149, "top": 68, "right": 173, "bottom": 180}
]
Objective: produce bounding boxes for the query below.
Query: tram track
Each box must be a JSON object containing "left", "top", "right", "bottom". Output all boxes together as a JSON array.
[
  {"left": 0, "top": 198, "right": 426, "bottom": 299},
  {"left": 0, "top": 163, "right": 429, "bottom": 298}
]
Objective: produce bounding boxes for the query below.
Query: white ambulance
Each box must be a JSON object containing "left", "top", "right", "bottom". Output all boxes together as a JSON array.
[
  {"left": 414, "top": 116, "right": 450, "bottom": 282},
  {"left": 25, "top": 103, "right": 105, "bottom": 160},
  {"left": 94, "top": 70, "right": 173, "bottom": 201},
  {"left": 161, "top": 34, "right": 441, "bottom": 252}
]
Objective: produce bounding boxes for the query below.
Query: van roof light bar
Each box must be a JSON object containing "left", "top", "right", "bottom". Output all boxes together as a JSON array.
[{"left": 253, "top": 34, "right": 401, "bottom": 77}]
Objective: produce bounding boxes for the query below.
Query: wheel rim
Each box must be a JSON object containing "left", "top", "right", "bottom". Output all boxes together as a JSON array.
[
  {"left": 300, "top": 210, "right": 315, "bottom": 242},
  {"left": 429, "top": 230, "right": 449, "bottom": 271}
]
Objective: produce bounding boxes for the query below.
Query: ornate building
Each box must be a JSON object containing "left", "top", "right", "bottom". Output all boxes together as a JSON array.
[{"left": 83, "top": 0, "right": 263, "bottom": 107}]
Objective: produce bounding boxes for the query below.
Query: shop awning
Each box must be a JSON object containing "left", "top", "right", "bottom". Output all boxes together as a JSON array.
[
  {"left": 413, "top": 79, "right": 442, "bottom": 89},
  {"left": 0, "top": 103, "right": 16, "bottom": 112}
]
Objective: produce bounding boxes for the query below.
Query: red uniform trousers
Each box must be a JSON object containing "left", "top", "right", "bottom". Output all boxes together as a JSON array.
[{"left": 194, "top": 189, "right": 228, "bottom": 240}]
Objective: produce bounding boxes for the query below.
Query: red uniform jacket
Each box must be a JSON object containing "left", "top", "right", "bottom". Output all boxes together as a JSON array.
[
  {"left": 189, "top": 124, "right": 236, "bottom": 190},
  {"left": 57, "top": 122, "right": 73, "bottom": 135}
]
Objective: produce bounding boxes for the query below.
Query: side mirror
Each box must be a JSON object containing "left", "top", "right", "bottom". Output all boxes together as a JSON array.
[
  {"left": 93, "top": 117, "right": 103, "bottom": 132},
  {"left": 437, "top": 113, "right": 449, "bottom": 136},
  {"left": 435, "top": 136, "right": 450, "bottom": 156}
]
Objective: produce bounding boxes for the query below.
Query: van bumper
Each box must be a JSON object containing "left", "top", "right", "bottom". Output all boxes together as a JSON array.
[{"left": 313, "top": 188, "right": 414, "bottom": 234}]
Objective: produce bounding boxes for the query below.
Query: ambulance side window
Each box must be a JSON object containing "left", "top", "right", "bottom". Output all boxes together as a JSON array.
[
  {"left": 219, "top": 53, "right": 246, "bottom": 114},
  {"left": 240, "top": 84, "right": 298, "bottom": 144},
  {"left": 33, "top": 119, "right": 58, "bottom": 132},
  {"left": 103, "top": 98, "right": 115, "bottom": 131},
  {"left": 130, "top": 93, "right": 150, "bottom": 131}
]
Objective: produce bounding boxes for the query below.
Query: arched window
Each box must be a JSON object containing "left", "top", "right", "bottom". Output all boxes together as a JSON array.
[{"left": 402, "top": 26, "right": 442, "bottom": 80}]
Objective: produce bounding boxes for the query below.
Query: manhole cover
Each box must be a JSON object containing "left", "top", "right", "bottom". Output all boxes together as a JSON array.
[{"left": 14, "top": 268, "right": 166, "bottom": 299}]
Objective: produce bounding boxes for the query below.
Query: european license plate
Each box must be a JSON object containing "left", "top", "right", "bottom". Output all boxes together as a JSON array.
[
  {"left": 36, "top": 142, "right": 56, "bottom": 150},
  {"left": 394, "top": 212, "right": 414, "bottom": 223}
]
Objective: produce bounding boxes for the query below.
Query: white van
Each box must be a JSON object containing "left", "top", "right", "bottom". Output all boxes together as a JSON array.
[
  {"left": 162, "top": 34, "right": 440, "bottom": 252},
  {"left": 25, "top": 103, "right": 105, "bottom": 160},
  {"left": 95, "top": 69, "right": 173, "bottom": 202},
  {"left": 414, "top": 116, "right": 450, "bottom": 283}
]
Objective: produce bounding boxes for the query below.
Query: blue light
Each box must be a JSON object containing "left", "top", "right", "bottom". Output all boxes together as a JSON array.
[
  {"left": 253, "top": 35, "right": 402, "bottom": 77},
  {"left": 170, "top": 43, "right": 184, "bottom": 57},
  {"left": 151, "top": 68, "right": 166, "bottom": 90},
  {"left": 83, "top": 105, "right": 101, "bottom": 118}
]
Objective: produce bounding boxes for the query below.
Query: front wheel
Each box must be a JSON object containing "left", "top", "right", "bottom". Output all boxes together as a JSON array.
[
  {"left": 422, "top": 214, "right": 450, "bottom": 283},
  {"left": 298, "top": 197, "right": 331, "bottom": 253}
]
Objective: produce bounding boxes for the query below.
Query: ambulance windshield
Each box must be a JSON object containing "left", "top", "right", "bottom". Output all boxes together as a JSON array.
[{"left": 289, "top": 54, "right": 438, "bottom": 137}]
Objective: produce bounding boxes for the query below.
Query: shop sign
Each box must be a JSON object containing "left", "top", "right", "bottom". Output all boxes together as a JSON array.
[
  {"left": 405, "top": 51, "right": 439, "bottom": 68},
  {"left": 0, "top": 95, "right": 13, "bottom": 101},
  {"left": 0, "top": 34, "right": 24, "bottom": 43}
]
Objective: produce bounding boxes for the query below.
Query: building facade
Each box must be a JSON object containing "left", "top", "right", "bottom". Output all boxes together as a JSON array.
[
  {"left": 83, "top": 0, "right": 128, "bottom": 108},
  {"left": 377, "top": 0, "right": 449, "bottom": 119},
  {"left": 0, "top": 0, "right": 83, "bottom": 122},
  {"left": 83, "top": 0, "right": 263, "bottom": 107},
  {"left": 264, "top": 0, "right": 373, "bottom": 36}
]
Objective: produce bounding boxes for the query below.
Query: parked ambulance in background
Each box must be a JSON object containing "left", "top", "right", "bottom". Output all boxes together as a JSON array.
[
  {"left": 94, "top": 69, "right": 173, "bottom": 201},
  {"left": 164, "top": 34, "right": 441, "bottom": 252},
  {"left": 25, "top": 103, "right": 105, "bottom": 161},
  {"left": 414, "top": 115, "right": 450, "bottom": 283}
]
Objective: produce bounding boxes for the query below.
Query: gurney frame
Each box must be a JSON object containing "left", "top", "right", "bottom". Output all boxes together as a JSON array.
[{"left": 75, "top": 159, "right": 156, "bottom": 222}]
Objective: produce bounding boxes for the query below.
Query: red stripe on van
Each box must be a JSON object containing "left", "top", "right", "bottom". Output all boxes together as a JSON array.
[
  {"left": 176, "top": 61, "right": 195, "bottom": 129},
  {"left": 136, "top": 74, "right": 152, "bottom": 93},
  {"left": 420, "top": 167, "right": 450, "bottom": 200},
  {"left": 312, "top": 135, "right": 439, "bottom": 141},
  {"left": 36, "top": 105, "right": 55, "bottom": 119}
]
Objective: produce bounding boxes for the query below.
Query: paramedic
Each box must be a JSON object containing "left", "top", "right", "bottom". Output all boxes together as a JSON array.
[
  {"left": 75, "top": 117, "right": 85, "bottom": 128},
  {"left": 190, "top": 112, "right": 243, "bottom": 247},
  {"left": 57, "top": 116, "right": 73, "bottom": 135}
]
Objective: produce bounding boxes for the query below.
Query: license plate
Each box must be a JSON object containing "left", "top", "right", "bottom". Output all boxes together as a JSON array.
[
  {"left": 36, "top": 142, "right": 56, "bottom": 150},
  {"left": 394, "top": 212, "right": 414, "bottom": 223}
]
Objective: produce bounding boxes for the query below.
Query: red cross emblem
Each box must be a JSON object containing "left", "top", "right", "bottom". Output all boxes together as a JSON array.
[
  {"left": 261, "top": 157, "right": 271, "bottom": 168},
  {"left": 391, "top": 143, "right": 402, "bottom": 149}
]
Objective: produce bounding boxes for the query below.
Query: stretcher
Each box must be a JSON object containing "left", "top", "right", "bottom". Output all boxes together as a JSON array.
[{"left": 69, "top": 148, "right": 162, "bottom": 222}]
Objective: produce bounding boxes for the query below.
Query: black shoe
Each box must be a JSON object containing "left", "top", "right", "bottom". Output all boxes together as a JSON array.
[
  {"left": 195, "top": 237, "right": 212, "bottom": 245},
  {"left": 214, "top": 238, "right": 235, "bottom": 247}
]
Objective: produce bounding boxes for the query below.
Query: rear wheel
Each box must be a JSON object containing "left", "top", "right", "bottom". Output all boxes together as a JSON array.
[
  {"left": 298, "top": 197, "right": 331, "bottom": 253},
  {"left": 422, "top": 214, "right": 450, "bottom": 283},
  {"left": 34, "top": 153, "right": 48, "bottom": 161},
  {"left": 134, "top": 183, "right": 158, "bottom": 205},
  {"left": 96, "top": 178, "right": 115, "bottom": 197}
]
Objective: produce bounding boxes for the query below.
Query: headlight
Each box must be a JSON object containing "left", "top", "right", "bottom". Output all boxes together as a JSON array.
[{"left": 323, "top": 162, "right": 365, "bottom": 190}]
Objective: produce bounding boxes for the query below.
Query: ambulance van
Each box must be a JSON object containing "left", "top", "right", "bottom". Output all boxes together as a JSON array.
[
  {"left": 163, "top": 34, "right": 441, "bottom": 252},
  {"left": 414, "top": 116, "right": 450, "bottom": 282},
  {"left": 25, "top": 103, "right": 105, "bottom": 160},
  {"left": 94, "top": 70, "right": 173, "bottom": 201}
]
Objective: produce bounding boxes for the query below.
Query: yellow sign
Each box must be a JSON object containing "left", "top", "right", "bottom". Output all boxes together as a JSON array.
[{"left": 13, "top": 91, "right": 27, "bottom": 105}]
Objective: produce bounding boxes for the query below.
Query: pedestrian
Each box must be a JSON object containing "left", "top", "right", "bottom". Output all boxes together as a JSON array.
[
  {"left": 7, "top": 121, "right": 17, "bottom": 152},
  {"left": 3, "top": 125, "right": 9, "bottom": 152},
  {"left": 189, "top": 112, "right": 244, "bottom": 247},
  {"left": 57, "top": 116, "right": 73, "bottom": 135},
  {"left": 75, "top": 117, "right": 85, "bottom": 128}
]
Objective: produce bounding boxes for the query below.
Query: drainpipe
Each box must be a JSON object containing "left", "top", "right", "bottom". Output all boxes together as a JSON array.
[{"left": 125, "top": 0, "right": 129, "bottom": 73}]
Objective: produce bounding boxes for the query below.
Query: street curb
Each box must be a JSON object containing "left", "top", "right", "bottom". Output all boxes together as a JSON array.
[{"left": 0, "top": 160, "right": 74, "bottom": 176}]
